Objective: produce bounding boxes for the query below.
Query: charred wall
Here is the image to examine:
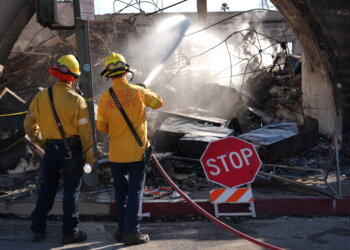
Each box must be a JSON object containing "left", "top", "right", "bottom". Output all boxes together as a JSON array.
[
  {"left": 271, "top": 0, "right": 350, "bottom": 140},
  {"left": 306, "top": 0, "right": 350, "bottom": 142}
]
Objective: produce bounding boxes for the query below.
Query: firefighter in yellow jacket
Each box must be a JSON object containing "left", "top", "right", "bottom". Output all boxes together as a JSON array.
[
  {"left": 24, "top": 54, "right": 95, "bottom": 244},
  {"left": 97, "top": 53, "right": 163, "bottom": 245}
]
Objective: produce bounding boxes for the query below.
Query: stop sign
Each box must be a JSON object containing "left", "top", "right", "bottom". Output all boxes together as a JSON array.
[{"left": 200, "top": 136, "right": 262, "bottom": 188}]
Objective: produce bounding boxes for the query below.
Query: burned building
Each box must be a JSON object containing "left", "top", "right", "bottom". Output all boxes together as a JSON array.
[{"left": 0, "top": 0, "right": 349, "bottom": 204}]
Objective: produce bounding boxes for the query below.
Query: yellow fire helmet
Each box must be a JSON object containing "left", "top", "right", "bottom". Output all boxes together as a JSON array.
[
  {"left": 100, "top": 52, "right": 133, "bottom": 79},
  {"left": 57, "top": 54, "right": 81, "bottom": 77},
  {"left": 49, "top": 54, "right": 81, "bottom": 81}
]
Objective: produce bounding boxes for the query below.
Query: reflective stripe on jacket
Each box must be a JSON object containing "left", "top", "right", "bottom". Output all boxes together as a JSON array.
[
  {"left": 23, "top": 81, "right": 95, "bottom": 163},
  {"left": 96, "top": 77, "right": 163, "bottom": 162}
]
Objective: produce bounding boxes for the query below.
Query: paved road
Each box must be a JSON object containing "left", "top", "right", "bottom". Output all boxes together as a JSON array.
[{"left": 0, "top": 216, "right": 349, "bottom": 249}]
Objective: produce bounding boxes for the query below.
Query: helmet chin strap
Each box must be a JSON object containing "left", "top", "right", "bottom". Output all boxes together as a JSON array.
[
  {"left": 128, "top": 70, "right": 135, "bottom": 81},
  {"left": 73, "top": 81, "right": 84, "bottom": 96}
]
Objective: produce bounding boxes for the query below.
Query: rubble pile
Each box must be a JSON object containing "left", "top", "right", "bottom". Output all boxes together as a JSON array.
[
  {"left": 0, "top": 88, "right": 40, "bottom": 188},
  {"left": 241, "top": 57, "right": 303, "bottom": 126}
]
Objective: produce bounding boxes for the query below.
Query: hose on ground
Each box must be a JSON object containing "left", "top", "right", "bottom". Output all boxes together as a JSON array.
[{"left": 151, "top": 154, "right": 283, "bottom": 250}]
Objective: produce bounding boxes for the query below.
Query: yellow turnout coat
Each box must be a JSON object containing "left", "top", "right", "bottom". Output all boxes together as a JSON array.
[
  {"left": 96, "top": 78, "right": 163, "bottom": 162},
  {"left": 24, "top": 81, "right": 95, "bottom": 163}
]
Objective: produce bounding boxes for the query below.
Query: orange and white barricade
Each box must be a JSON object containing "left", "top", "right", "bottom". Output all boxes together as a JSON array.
[{"left": 210, "top": 184, "right": 256, "bottom": 218}]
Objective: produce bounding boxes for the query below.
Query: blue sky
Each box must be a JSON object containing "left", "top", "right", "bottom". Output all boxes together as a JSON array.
[{"left": 94, "top": 0, "right": 275, "bottom": 15}]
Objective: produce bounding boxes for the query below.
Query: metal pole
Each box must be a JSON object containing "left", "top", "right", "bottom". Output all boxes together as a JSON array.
[
  {"left": 335, "top": 136, "right": 342, "bottom": 199},
  {"left": 74, "top": 0, "right": 98, "bottom": 186},
  {"left": 196, "top": 0, "right": 207, "bottom": 28}
]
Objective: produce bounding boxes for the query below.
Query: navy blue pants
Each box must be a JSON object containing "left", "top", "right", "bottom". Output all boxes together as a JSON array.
[
  {"left": 31, "top": 142, "right": 84, "bottom": 237},
  {"left": 110, "top": 161, "right": 146, "bottom": 234}
]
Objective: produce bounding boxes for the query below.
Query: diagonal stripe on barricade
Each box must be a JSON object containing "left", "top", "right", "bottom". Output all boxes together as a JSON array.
[
  {"left": 210, "top": 189, "right": 225, "bottom": 203},
  {"left": 226, "top": 188, "right": 249, "bottom": 203}
]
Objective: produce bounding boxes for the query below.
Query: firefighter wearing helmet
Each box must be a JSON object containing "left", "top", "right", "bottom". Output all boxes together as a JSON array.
[
  {"left": 24, "top": 54, "right": 95, "bottom": 244},
  {"left": 99, "top": 52, "right": 132, "bottom": 78},
  {"left": 97, "top": 52, "right": 163, "bottom": 245}
]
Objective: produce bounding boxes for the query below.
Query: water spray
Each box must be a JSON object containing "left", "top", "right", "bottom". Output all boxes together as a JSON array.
[{"left": 143, "top": 15, "right": 190, "bottom": 87}]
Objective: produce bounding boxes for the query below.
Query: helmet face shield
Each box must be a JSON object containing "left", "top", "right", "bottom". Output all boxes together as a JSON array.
[
  {"left": 100, "top": 61, "right": 130, "bottom": 78},
  {"left": 106, "top": 61, "right": 127, "bottom": 72},
  {"left": 51, "top": 62, "right": 79, "bottom": 79}
]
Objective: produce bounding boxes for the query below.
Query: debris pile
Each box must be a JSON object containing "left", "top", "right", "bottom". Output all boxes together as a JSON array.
[
  {"left": 0, "top": 88, "right": 40, "bottom": 185},
  {"left": 143, "top": 186, "right": 190, "bottom": 203}
]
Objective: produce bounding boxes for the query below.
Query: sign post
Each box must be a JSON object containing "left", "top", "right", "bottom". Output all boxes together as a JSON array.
[{"left": 74, "top": 0, "right": 98, "bottom": 186}]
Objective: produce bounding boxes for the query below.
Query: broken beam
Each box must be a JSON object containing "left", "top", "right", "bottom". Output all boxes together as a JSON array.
[{"left": 259, "top": 171, "right": 336, "bottom": 199}]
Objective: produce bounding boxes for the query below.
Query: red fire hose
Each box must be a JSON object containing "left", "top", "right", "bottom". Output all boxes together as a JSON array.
[{"left": 151, "top": 154, "right": 283, "bottom": 250}]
